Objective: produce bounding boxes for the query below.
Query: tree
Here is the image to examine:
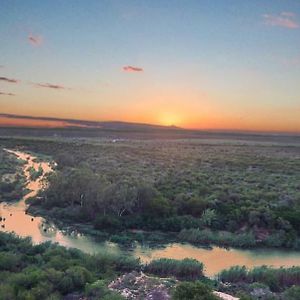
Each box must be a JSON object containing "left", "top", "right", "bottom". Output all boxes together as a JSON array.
[
  {"left": 200, "top": 209, "right": 217, "bottom": 227},
  {"left": 104, "top": 181, "right": 138, "bottom": 217}
]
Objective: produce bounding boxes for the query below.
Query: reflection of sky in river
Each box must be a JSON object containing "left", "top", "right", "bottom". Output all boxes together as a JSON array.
[
  {"left": 134, "top": 244, "right": 300, "bottom": 277},
  {"left": 1, "top": 150, "right": 300, "bottom": 276},
  {"left": 0, "top": 150, "right": 120, "bottom": 255}
]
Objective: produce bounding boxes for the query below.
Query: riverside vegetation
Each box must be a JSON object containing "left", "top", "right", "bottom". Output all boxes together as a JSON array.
[
  {"left": 0, "top": 135, "right": 300, "bottom": 299},
  {"left": 0, "top": 148, "right": 26, "bottom": 202},
  {"left": 0, "top": 232, "right": 299, "bottom": 299},
  {"left": 1, "top": 137, "right": 298, "bottom": 249}
]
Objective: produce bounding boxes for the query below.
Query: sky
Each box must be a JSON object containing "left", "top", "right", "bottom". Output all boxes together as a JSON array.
[{"left": 0, "top": 0, "right": 300, "bottom": 132}]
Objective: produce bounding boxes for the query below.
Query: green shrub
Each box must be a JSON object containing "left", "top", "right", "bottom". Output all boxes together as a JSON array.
[
  {"left": 178, "top": 228, "right": 256, "bottom": 248},
  {"left": 0, "top": 232, "right": 139, "bottom": 299},
  {"left": 218, "top": 265, "right": 300, "bottom": 292},
  {"left": 94, "top": 215, "right": 122, "bottom": 231},
  {"left": 283, "top": 285, "right": 300, "bottom": 300},
  {"left": 172, "top": 281, "right": 218, "bottom": 300},
  {"left": 145, "top": 258, "right": 204, "bottom": 280}
]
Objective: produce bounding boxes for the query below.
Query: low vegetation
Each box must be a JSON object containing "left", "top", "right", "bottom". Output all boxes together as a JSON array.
[
  {"left": 172, "top": 281, "right": 219, "bottom": 300},
  {"left": 144, "top": 258, "right": 204, "bottom": 280},
  {"left": 28, "top": 165, "right": 43, "bottom": 181},
  {"left": 0, "top": 231, "right": 299, "bottom": 299},
  {"left": 0, "top": 232, "right": 138, "bottom": 300},
  {"left": 0, "top": 149, "right": 26, "bottom": 202},
  {"left": 218, "top": 265, "right": 300, "bottom": 292},
  {"left": 6, "top": 136, "right": 297, "bottom": 250}
]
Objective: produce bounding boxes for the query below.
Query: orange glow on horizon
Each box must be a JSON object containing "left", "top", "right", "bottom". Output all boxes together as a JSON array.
[
  {"left": 0, "top": 117, "right": 81, "bottom": 128},
  {"left": 0, "top": 113, "right": 299, "bottom": 133}
]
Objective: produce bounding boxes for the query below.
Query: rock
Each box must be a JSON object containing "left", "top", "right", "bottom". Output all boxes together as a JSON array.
[
  {"left": 109, "top": 271, "right": 176, "bottom": 299},
  {"left": 250, "top": 287, "right": 273, "bottom": 299},
  {"left": 213, "top": 291, "right": 239, "bottom": 300}
]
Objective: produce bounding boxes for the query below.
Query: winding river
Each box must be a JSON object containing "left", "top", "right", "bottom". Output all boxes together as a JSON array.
[{"left": 1, "top": 149, "right": 300, "bottom": 277}]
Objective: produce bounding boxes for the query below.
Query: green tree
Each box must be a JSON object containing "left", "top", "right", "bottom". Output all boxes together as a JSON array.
[{"left": 201, "top": 209, "right": 217, "bottom": 227}]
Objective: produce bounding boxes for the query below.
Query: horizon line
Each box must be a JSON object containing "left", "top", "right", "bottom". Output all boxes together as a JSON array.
[{"left": 0, "top": 112, "right": 299, "bottom": 136}]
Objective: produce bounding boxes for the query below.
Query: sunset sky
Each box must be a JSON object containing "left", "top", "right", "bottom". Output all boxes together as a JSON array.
[{"left": 0, "top": 0, "right": 299, "bottom": 132}]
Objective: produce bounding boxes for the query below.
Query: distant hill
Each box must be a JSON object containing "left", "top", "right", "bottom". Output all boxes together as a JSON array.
[
  {"left": 0, "top": 113, "right": 182, "bottom": 131},
  {"left": 0, "top": 113, "right": 299, "bottom": 144}
]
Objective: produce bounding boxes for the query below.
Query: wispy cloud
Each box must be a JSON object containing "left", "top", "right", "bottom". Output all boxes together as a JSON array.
[
  {"left": 0, "top": 65, "right": 4, "bottom": 68},
  {"left": 28, "top": 34, "right": 43, "bottom": 46},
  {"left": 32, "top": 82, "right": 69, "bottom": 90},
  {"left": 0, "top": 91, "right": 15, "bottom": 96},
  {"left": 123, "top": 65, "right": 144, "bottom": 72},
  {"left": 263, "top": 12, "right": 299, "bottom": 29},
  {"left": 0, "top": 77, "right": 19, "bottom": 83}
]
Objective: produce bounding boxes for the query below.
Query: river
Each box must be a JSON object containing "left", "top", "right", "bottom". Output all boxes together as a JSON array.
[{"left": 1, "top": 149, "right": 300, "bottom": 277}]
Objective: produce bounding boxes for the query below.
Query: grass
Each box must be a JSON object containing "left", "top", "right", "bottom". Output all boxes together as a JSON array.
[{"left": 144, "top": 258, "right": 204, "bottom": 280}]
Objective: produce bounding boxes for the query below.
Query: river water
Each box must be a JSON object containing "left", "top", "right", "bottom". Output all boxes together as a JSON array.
[{"left": 1, "top": 149, "right": 300, "bottom": 277}]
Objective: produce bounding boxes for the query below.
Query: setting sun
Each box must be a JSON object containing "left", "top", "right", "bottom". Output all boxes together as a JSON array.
[{"left": 159, "top": 113, "right": 183, "bottom": 127}]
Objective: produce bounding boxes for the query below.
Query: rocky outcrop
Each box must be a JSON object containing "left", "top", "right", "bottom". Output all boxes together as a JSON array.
[{"left": 109, "top": 272, "right": 239, "bottom": 300}]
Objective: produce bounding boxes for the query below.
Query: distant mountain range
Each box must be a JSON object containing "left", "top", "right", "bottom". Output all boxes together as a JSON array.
[
  {"left": 0, "top": 113, "right": 182, "bottom": 131},
  {"left": 0, "top": 114, "right": 299, "bottom": 142}
]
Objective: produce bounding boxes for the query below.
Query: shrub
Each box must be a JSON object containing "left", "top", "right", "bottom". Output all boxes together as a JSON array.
[
  {"left": 283, "top": 285, "right": 300, "bottom": 300},
  {"left": 218, "top": 265, "right": 300, "bottom": 292},
  {"left": 178, "top": 228, "right": 256, "bottom": 248},
  {"left": 145, "top": 258, "right": 204, "bottom": 280},
  {"left": 94, "top": 215, "right": 122, "bottom": 231},
  {"left": 172, "top": 281, "right": 218, "bottom": 300},
  {"left": 85, "top": 280, "right": 123, "bottom": 299}
]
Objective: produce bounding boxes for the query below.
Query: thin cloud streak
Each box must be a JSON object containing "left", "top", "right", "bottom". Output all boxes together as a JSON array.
[
  {"left": 123, "top": 66, "right": 144, "bottom": 72},
  {"left": 281, "top": 12, "right": 295, "bottom": 17},
  {"left": 32, "top": 82, "right": 69, "bottom": 90},
  {"left": 28, "top": 34, "right": 43, "bottom": 46},
  {"left": 263, "top": 12, "right": 299, "bottom": 29},
  {"left": 0, "top": 91, "right": 15, "bottom": 96},
  {"left": 0, "top": 77, "right": 19, "bottom": 83}
]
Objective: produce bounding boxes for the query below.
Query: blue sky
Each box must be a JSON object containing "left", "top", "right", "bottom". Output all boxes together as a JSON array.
[{"left": 0, "top": 0, "right": 299, "bottom": 131}]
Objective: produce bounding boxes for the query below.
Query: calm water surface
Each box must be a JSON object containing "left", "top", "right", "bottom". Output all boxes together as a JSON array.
[{"left": 1, "top": 149, "right": 300, "bottom": 276}]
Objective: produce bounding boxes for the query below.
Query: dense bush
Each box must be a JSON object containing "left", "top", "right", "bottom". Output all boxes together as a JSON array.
[
  {"left": 172, "top": 281, "right": 218, "bottom": 300},
  {"left": 85, "top": 280, "right": 124, "bottom": 300},
  {"left": 218, "top": 265, "right": 300, "bottom": 292},
  {"left": 2, "top": 137, "right": 300, "bottom": 249},
  {"left": 178, "top": 228, "right": 257, "bottom": 248},
  {"left": 0, "top": 232, "right": 140, "bottom": 299},
  {"left": 0, "top": 149, "right": 25, "bottom": 202},
  {"left": 144, "top": 258, "right": 204, "bottom": 280},
  {"left": 283, "top": 285, "right": 300, "bottom": 300}
]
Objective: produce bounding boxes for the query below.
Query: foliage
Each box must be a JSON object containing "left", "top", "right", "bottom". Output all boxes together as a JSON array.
[
  {"left": 1, "top": 136, "right": 300, "bottom": 249},
  {"left": 218, "top": 265, "right": 300, "bottom": 292},
  {"left": 178, "top": 228, "right": 257, "bottom": 248},
  {"left": 283, "top": 285, "right": 300, "bottom": 300},
  {"left": 172, "top": 281, "right": 218, "bottom": 300},
  {"left": 0, "top": 232, "right": 139, "bottom": 299},
  {"left": 0, "top": 149, "right": 25, "bottom": 202},
  {"left": 28, "top": 165, "right": 43, "bottom": 181},
  {"left": 144, "top": 258, "right": 204, "bottom": 280}
]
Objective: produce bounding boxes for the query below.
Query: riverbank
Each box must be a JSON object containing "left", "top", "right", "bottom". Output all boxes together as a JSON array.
[
  {"left": 25, "top": 203, "right": 300, "bottom": 278},
  {"left": 1, "top": 231, "right": 300, "bottom": 300},
  {"left": 26, "top": 202, "right": 300, "bottom": 252},
  {"left": 2, "top": 137, "right": 300, "bottom": 251},
  {"left": 1, "top": 148, "right": 300, "bottom": 278}
]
